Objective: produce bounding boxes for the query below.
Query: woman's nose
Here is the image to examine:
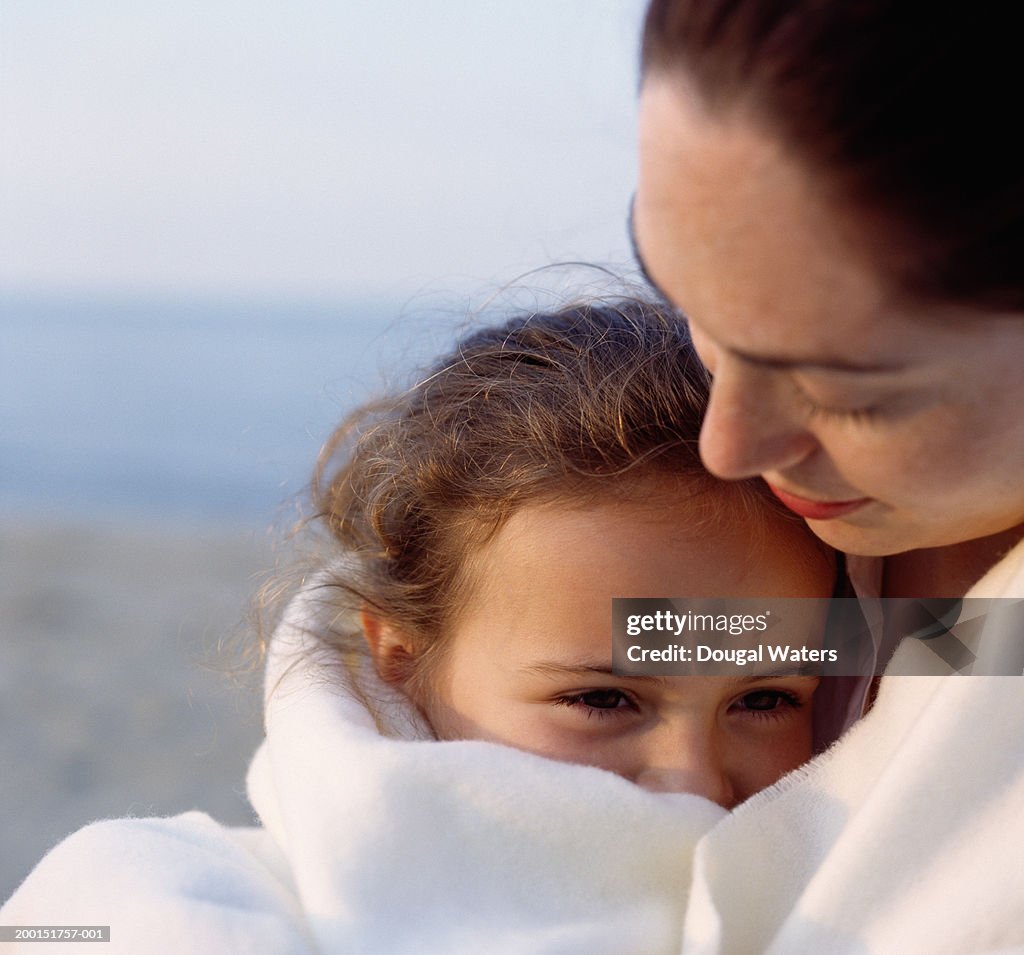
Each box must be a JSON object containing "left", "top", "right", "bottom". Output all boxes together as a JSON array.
[
  {"left": 698, "top": 360, "right": 817, "bottom": 481},
  {"left": 633, "top": 725, "right": 737, "bottom": 808}
]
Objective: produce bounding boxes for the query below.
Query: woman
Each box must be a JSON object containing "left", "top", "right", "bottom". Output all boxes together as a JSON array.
[{"left": 632, "top": 1, "right": 1024, "bottom": 951}]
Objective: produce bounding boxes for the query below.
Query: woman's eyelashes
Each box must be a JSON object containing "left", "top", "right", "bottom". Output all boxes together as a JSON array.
[
  {"left": 792, "top": 383, "right": 879, "bottom": 424},
  {"left": 698, "top": 348, "right": 883, "bottom": 425},
  {"left": 803, "top": 398, "right": 878, "bottom": 424}
]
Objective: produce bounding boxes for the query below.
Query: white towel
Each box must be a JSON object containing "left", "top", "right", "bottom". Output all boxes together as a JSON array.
[
  {"left": 1, "top": 578, "right": 723, "bottom": 954},
  {"left": 4, "top": 542, "right": 1023, "bottom": 953},
  {"left": 680, "top": 537, "right": 1024, "bottom": 954}
]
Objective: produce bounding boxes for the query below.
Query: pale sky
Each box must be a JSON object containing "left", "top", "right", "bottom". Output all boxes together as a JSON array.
[{"left": 1, "top": 1, "right": 649, "bottom": 301}]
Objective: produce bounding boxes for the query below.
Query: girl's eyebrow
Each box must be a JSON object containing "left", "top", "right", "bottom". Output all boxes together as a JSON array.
[
  {"left": 525, "top": 662, "right": 821, "bottom": 683},
  {"left": 523, "top": 661, "right": 665, "bottom": 685},
  {"left": 734, "top": 667, "right": 822, "bottom": 682}
]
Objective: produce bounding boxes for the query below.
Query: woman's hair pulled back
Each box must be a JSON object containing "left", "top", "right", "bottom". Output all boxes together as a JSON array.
[{"left": 642, "top": 0, "right": 1024, "bottom": 312}]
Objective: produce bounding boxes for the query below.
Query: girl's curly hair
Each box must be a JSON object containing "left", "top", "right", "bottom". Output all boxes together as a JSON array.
[{"left": 302, "top": 297, "right": 786, "bottom": 699}]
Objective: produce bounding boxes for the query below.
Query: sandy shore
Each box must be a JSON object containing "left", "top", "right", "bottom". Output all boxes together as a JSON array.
[{"left": 0, "top": 518, "right": 284, "bottom": 901}]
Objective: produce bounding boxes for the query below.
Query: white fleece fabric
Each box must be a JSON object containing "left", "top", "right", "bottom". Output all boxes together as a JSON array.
[
  {"left": 681, "top": 537, "right": 1024, "bottom": 954},
  {"left": 0, "top": 581, "right": 723, "bottom": 954},
  {"left": 4, "top": 543, "right": 1023, "bottom": 954}
]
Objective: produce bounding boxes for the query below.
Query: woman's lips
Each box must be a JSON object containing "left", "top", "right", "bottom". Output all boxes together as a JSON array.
[{"left": 766, "top": 484, "right": 872, "bottom": 521}]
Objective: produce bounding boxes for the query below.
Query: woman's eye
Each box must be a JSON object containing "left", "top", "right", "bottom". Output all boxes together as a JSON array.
[
  {"left": 791, "top": 379, "right": 879, "bottom": 423},
  {"left": 735, "top": 689, "right": 800, "bottom": 712},
  {"left": 802, "top": 398, "right": 877, "bottom": 424}
]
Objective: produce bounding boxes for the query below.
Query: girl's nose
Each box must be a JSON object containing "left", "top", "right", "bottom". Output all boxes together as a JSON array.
[
  {"left": 698, "top": 360, "right": 817, "bottom": 481},
  {"left": 634, "top": 766, "right": 736, "bottom": 807},
  {"left": 633, "top": 725, "right": 737, "bottom": 808}
]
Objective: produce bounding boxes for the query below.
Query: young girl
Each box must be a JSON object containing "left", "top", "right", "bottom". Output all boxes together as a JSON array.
[
  {"left": 302, "top": 298, "right": 838, "bottom": 807},
  {"left": 2, "top": 298, "right": 840, "bottom": 954}
]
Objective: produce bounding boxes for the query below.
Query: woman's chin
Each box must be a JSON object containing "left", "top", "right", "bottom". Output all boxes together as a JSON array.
[{"left": 801, "top": 510, "right": 916, "bottom": 558}]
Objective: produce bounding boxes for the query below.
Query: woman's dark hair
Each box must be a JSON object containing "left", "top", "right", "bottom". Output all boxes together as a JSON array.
[
  {"left": 641, "top": 1, "right": 1024, "bottom": 312},
  {"left": 310, "top": 298, "right": 787, "bottom": 697}
]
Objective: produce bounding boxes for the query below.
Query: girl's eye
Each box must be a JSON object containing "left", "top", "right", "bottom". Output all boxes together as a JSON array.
[
  {"left": 734, "top": 689, "right": 801, "bottom": 713},
  {"left": 555, "top": 689, "right": 637, "bottom": 716},
  {"left": 577, "top": 689, "right": 629, "bottom": 709}
]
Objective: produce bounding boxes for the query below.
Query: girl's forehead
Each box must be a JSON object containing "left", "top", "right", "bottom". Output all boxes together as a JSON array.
[{"left": 463, "top": 491, "right": 831, "bottom": 608}]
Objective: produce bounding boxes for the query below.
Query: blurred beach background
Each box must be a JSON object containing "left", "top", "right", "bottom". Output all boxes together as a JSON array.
[{"left": 0, "top": 0, "right": 647, "bottom": 899}]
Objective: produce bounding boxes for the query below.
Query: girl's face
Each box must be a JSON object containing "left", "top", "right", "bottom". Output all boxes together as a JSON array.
[
  {"left": 633, "top": 76, "right": 1024, "bottom": 559},
  {"left": 419, "top": 490, "right": 834, "bottom": 810}
]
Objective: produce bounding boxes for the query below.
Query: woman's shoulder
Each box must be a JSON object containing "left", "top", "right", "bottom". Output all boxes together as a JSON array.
[{"left": 0, "top": 812, "right": 313, "bottom": 954}]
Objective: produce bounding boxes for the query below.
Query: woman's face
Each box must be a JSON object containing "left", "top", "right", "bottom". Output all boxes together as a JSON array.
[{"left": 633, "top": 76, "right": 1024, "bottom": 558}]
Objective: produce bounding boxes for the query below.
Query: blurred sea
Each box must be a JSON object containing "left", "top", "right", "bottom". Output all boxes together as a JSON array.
[
  {"left": 0, "top": 292, "right": 468, "bottom": 900},
  {"left": 0, "top": 292, "right": 458, "bottom": 527}
]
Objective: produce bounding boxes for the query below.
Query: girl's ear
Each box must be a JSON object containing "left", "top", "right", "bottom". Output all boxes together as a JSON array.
[{"left": 360, "top": 608, "right": 418, "bottom": 686}]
